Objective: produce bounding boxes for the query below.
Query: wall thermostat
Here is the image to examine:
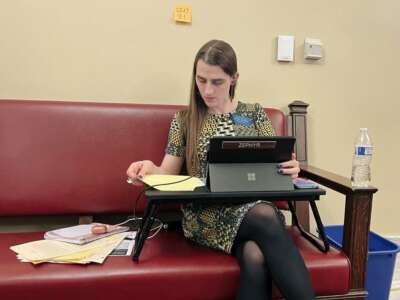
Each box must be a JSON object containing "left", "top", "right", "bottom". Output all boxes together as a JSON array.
[{"left": 304, "top": 38, "right": 323, "bottom": 60}]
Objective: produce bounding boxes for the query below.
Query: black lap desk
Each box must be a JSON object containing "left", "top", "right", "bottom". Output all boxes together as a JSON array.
[{"left": 132, "top": 186, "right": 328, "bottom": 261}]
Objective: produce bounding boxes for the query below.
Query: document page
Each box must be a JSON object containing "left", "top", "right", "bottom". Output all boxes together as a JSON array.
[{"left": 10, "top": 232, "right": 128, "bottom": 264}]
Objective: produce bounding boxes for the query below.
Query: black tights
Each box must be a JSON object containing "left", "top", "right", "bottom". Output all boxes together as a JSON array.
[{"left": 233, "top": 203, "right": 315, "bottom": 300}]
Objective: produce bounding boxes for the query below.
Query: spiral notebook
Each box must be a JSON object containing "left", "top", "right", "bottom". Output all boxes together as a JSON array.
[{"left": 44, "top": 224, "right": 129, "bottom": 245}]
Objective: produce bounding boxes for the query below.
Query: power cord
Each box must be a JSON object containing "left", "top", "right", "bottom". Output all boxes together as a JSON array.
[
  {"left": 122, "top": 176, "right": 194, "bottom": 240},
  {"left": 115, "top": 216, "right": 163, "bottom": 239},
  {"left": 133, "top": 176, "right": 193, "bottom": 217}
]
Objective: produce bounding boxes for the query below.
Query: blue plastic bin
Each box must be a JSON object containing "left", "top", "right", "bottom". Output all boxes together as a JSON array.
[{"left": 324, "top": 225, "right": 400, "bottom": 300}]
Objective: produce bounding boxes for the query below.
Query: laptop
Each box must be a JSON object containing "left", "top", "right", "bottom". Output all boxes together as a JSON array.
[{"left": 206, "top": 136, "right": 295, "bottom": 192}]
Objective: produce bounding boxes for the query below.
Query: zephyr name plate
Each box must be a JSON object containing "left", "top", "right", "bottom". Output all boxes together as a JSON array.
[{"left": 221, "top": 140, "right": 277, "bottom": 150}]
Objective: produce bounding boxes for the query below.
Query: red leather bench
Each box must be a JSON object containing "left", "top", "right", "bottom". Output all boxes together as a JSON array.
[{"left": 0, "top": 99, "right": 372, "bottom": 300}]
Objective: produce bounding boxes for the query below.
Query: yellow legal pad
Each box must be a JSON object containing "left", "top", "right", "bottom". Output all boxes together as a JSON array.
[{"left": 140, "top": 175, "right": 204, "bottom": 191}]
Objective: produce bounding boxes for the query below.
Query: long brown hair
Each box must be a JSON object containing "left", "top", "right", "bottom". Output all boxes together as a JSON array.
[{"left": 184, "top": 40, "right": 238, "bottom": 175}]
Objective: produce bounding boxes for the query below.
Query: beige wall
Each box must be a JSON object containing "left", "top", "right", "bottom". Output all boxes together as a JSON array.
[{"left": 1, "top": 0, "right": 399, "bottom": 235}]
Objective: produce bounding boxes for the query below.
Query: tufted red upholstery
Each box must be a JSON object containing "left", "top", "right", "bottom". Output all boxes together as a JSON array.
[{"left": 0, "top": 99, "right": 350, "bottom": 299}]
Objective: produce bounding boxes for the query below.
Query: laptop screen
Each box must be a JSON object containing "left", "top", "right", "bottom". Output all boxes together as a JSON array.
[{"left": 207, "top": 136, "right": 295, "bottom": 164}]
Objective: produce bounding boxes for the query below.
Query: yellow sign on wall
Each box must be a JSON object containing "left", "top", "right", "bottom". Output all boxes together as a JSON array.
[{"left": 174, "top": 5, "right": 192, "bottom": 23}]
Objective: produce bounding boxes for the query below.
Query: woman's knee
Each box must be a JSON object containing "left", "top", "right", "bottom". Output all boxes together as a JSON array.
[{"left": 246, "top": 203, "right": 284, "bottom": 234}]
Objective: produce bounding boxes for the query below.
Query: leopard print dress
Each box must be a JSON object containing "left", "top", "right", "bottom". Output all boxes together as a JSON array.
[{"left": 165, "top": 102, "right": 281, "bottom": 254}]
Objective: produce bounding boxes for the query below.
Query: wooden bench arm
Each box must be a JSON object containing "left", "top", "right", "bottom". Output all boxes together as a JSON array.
[{"left": 300, "top": 164, "right": 378, "bottom": 294}]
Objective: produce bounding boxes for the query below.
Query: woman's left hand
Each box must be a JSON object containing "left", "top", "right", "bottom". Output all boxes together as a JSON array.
[{"left": 278, "top": 153, "right": 300, "bottom": 179}]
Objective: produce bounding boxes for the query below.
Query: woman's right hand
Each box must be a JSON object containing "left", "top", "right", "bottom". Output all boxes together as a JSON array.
[{"left": 126, "top": 160, "right": 156, "bottom": 182}]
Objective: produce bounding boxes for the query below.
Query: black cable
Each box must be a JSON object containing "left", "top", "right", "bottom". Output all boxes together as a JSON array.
[{"left": 132, "top": 176, "right": 194, "bottom": 221}]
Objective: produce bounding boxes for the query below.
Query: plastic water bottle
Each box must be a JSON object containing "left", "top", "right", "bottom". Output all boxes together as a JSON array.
[{"left": 351, "top": 128, "right": 373, "bottom": 187}]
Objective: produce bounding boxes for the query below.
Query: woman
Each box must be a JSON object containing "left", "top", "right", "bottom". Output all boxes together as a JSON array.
[{"left": 127, "top": 40, "right": 315, "bottom": 300}]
